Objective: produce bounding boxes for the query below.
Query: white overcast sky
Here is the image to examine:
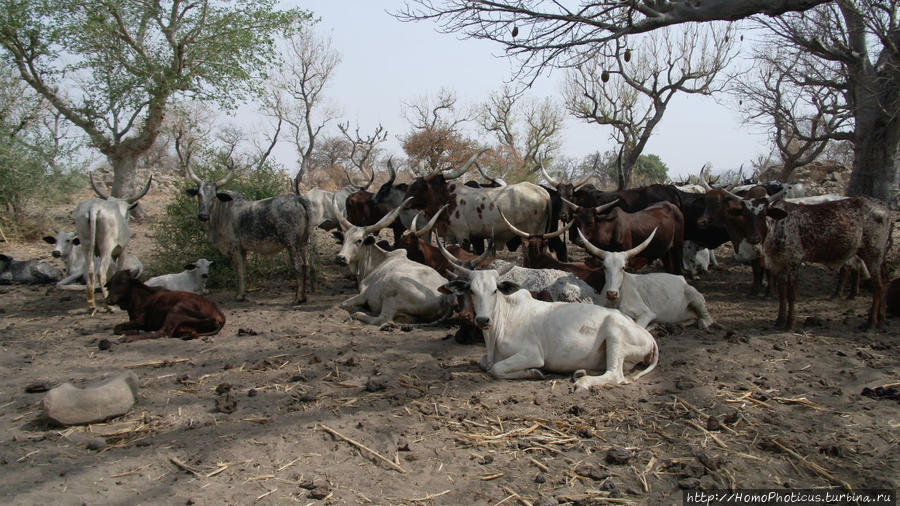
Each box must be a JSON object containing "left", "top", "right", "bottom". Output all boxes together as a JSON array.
[{"left": 255, "top": 1, "right": 771, "bottom": 179}]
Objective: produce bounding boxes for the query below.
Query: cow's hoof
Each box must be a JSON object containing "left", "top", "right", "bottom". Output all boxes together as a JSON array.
[
  {"left": 573, "top": 369, "right": 588, "bottom": 379},
  {"left": 529, "top": 369, "right": 545, "bottom": 380}
]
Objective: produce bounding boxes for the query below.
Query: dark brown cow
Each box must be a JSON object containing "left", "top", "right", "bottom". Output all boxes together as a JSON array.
[
  {"left": 708, "top": 194, "right": 891, "bottom": 329},
  {"left": 567, "top": 200, "right": 685, "bottom": 275},
  {"left": 106, "top": 270, "right": 226, "bottom": 343},
  {"left": 538, "top": 160, "right": 594, "bottom": 262}
]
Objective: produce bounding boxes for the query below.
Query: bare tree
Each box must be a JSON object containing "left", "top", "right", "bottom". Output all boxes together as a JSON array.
[
  {"left": 338, "top": 122, "right": 388, "bottom": 187},
  {"left": 395, "top": 1, "right": 826, "bottom": 83},
  {"left": 401, "top": 89, "right": 476, "bottom": 172},
  {"left": 564, "top": 24, "right": 736, "bottom": 189},
  {"left": 478, "top": 86, "right": 564, "bottom": 180},
  {"left": 266, "top": 25, "right": 342, "bottom": 193},
  {"left": 733, "top": 39, "right": 853, "bottom": 181},
  {"left": 753, "top": 1, "right": 900, "bottom": 200}
]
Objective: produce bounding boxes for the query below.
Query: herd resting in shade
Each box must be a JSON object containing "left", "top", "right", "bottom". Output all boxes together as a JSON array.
[{"left": 5, "top": 151, "right": 897, "bottom": 390}]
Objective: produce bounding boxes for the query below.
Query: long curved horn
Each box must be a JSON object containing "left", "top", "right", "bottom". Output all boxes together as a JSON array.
[
  {"left": 216, "top": 159, "right": 236, "bottom": 187},
  {"left": 500, "top": 209, "right": 532, "bottom": 239},
  {"left": 436, "top": 237, "right": 472, "bottom": 276},
  {"left": 722, "top": 187, "right": 744, "bottom": 201},
  {"left": 464, "top": 239, "right": 496, "bottom": 270},
  {"left": 344, "top": 168, "right": 363, "bottom": 190},
  {"left": 330, "top": 195, "right": 354, "bottom": 231},
  {"left": 126, "top": 176, "right": 152, "bottom": 204},
  {"left": 89, "top": 172, "right": 110, "bottom": 199},
  {"left": 185, "top": 163, "right": 202, "bottom": 184},
  {"left": 539, "top": 158, "right": 559, "bottom": 187},
  {"left": 624, "top": 228, "right": 657, "bottom": 258},
  {"left": 767, "top": 188, "right": 786, "bottom": 203},
  {"left": 474, "top": 161, "right": 496, "bottom": 185},
  {"left": 386, "top": 157, "right": 397, "bottom": 185},
  {"left": 700, "top": 178, "right": 712, "bottom": 191},
  {"left": 364, "top": 197, "right": 413, "bottom": 235},
  {"left": 573, "top": 174, "right": 594, "bottom": 191},
  {"left": 444, "top": 148, "right": 488, "bottom": 180},
  {"left": 561, "top": 197, "right": 582, "bottom": 211},
  {"left": 543, "top": 219, "right": 575, "bottom": 239},
  {"left": 592, "top": 198, "right": 620, "bottom": 214},
  {"left": 413, "top": 205, "right": 447, "bottom": 237},
  {"left": 577, "top": 228, "right": 606, "bottom": 260}
]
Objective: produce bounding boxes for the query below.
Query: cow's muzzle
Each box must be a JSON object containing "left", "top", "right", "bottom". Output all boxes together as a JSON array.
[
  {"left": 606, "top": 291, "right": 619, "bottom": 301},
  {"left": 51, "top": 251, "right": 61, "bottom": 258},
  {"left": 198, "top": 214, "right": 209, "bottom": 222},
  {"left": 201, "top": 274, "right": 208, "bottom": 279},
  {"left": 335, "top": 255, "right": 348, "bottom": 266},
  {"left": 475, "top": 316, "right": 491, "bottom": 329}
]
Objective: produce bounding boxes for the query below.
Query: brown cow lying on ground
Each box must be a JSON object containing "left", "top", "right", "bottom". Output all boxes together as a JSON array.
[{"left": 105, "top": 270, "right": 226, "bottom": 343}]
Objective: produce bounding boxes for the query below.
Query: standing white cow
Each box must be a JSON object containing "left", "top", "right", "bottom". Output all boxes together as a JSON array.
[
  {"left": 145, "top": 258, "right": 213, "bottom": 294},
  {"left": 438, "top": 261, "right": 658, "bottom": 389},
  {"left": 74, "top": 174, "right": 151, "bottom": 312},
  {"left": 331, "top": 198, "right": 456, "bottom": 326},
  {"left": 578, "top": 229, "right": 714, "bottom": 330}
]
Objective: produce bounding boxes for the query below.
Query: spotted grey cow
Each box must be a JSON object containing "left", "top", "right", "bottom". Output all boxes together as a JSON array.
[{"left": 185, "top": 162, "right": 313, "bottom": 305}]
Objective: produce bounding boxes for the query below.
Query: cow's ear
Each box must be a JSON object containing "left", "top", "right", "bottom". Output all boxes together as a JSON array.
[
  {"left": 766, "top": 207, "right": 788, "bottom": 220},
  {"left": 184, "top": 263, "right": 197, "bottom": 270},
  {"left": 363, "top": 235, "right": 376, "bottom": 246},
  {"left": 332, "top": 231, "right": 344, "bottom": 244},
  {"left": 185, "top": 188, "right": 199, "bottom": 197},
  {"left": 216, "top": 192, "right": 233, "bottom": 202},
  {"left": 42, "top": 236, "right": 56, "bottom": 244},
  {"left": 439, "top": 280, "right": 469, "bottom": 295},
  {"left": 72, "top": 238, "right": 80, "bottom": 245},
  {"left": 498, "top": 281, "right": 520, "bottom": 295}
]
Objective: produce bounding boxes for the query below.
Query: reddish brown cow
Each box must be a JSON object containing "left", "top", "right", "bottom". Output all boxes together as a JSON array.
[
  {"left": 566, "top": 200, "right": 685, "bottom": 275},
  {"left": 707, "top": 194, "right": 891, "bottom": 329},
  {"left": 106, "top": 270, "right": 226, "bottom": 343}
]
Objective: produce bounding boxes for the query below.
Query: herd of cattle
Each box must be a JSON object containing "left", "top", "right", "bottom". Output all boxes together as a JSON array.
[{"left": 1, "top": 153, "right": 896, "bottom": 388}]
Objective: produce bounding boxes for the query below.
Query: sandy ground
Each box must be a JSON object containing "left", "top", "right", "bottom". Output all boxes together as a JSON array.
[{"left": 0, "top": 193, "right": 898, "bottom": 505}]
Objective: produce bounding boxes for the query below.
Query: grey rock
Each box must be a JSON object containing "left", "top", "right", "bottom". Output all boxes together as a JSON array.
[{"left": 43, "top": 372, "right": 138, "bottom": 425}]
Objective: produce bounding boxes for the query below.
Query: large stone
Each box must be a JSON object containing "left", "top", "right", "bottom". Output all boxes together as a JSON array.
[{"left": 42, "top": 372, "right": 138, "bottom": 425}]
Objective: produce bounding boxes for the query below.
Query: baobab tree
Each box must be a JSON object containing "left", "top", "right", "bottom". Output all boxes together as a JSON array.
[{"left": 397, "top": 0, "right": 897, "bottom": 200}]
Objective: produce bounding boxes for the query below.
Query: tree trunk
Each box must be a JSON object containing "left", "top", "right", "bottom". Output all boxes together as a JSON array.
[
  {"left": 110, "top": 152, "right": 140, "bottom": 199},
  {"left": 847, "top": 120, "right": 900, "bottom": 201}
]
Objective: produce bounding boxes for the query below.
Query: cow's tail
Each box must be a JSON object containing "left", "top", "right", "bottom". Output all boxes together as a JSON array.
[
  {"left": 86, "top": 205, "right": 100, "bottom": 307},
  {"left": 629, "top": 336, "right": 659, "bottom": 382}
]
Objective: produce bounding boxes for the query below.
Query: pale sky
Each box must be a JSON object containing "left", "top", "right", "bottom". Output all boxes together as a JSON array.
[{"left": 253, "top": 1, "right": 772, "bottom": 179}]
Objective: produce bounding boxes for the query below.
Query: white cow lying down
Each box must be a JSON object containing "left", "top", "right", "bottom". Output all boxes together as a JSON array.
[
  {"left": 145, "top": 258, "right": 213, "bottom": 294},
  {"left": 579, "top": 229, "right": 714, "bottom": 330},
  {"left": 333, "top": 198, "right": 456, "bottom": 326},
  {"left": 440, "top": 262, "right": 658, "bottom": 390},
  {"left": 682, "top": 240, "right": 718, "bottom": 278}
]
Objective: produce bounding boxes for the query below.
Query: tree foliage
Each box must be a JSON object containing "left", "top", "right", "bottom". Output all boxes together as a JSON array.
[
  {"left": 0, "top": 0, "right": 310, "bottom": 197},
  {"left": 0, "top": 63, "right": 85, "bottom": 226}
]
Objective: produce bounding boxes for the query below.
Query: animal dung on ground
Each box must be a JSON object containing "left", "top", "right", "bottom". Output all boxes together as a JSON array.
[{"left": 42, "top": 371, "right": 138, "bottom": 426}]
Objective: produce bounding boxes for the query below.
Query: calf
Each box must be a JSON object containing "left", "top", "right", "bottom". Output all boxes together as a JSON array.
[
  {"left": 682, "top": 240, "right": 718, "bottom": 278},
  {"left": 145, "top": 258, "right": 213, "bottom": 294},
  {"left": 0, "top": 255, "right": 61, "bottom": 284},
  {"left": 43, "top": 230, "right": 143, "bottom": 287},
  {"left": 579, "top": 229, "right": 714, "bottom": 330},
  {"left": 106, "top": 270, "right": 226, "bottom": 343},
  {"left": 438, "top": 261, "right": 658, "bottom": 389}
]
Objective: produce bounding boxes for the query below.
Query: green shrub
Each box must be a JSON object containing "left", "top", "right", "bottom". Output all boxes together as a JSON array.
[{"left": 148, "top": 162, "right": 295, "bottom": 290}]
